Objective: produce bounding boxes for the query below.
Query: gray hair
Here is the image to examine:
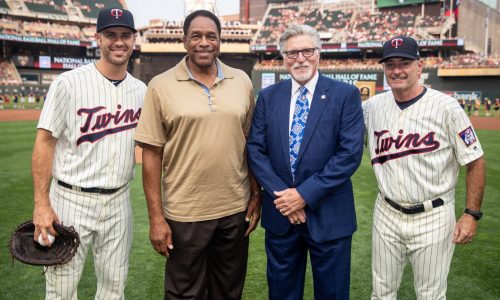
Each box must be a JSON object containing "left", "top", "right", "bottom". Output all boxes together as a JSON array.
[{"left": 279, "top": 24, "right": 322, "bottom": 53}]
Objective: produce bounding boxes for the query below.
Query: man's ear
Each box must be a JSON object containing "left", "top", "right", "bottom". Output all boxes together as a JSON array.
[{"left": 94, "top": 32, "right": 101, "bottom": 46}]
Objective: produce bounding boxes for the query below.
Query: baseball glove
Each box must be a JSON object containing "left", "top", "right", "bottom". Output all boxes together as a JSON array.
[{"left": 9, "top": 220, "right": 80, "bottom": 266}]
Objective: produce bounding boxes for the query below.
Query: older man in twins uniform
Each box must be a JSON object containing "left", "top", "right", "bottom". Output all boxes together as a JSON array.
[
  {"left": 363, "top": 36, "right": 486, "bottom": 300},
  {"left": 31, "top": 8, "right": 146, "bottom": 299}
]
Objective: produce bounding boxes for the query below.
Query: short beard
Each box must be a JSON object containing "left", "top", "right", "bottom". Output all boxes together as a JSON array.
[{"left": 291, "top": 67, "right": 313, "bottom": 84}]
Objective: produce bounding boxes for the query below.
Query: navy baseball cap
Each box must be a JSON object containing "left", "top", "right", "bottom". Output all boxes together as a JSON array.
[
  {"left": 379, "top": 36, "right": 420, "bottom": 63},
  {"left": 96, "top": 7, "right": 136, "bottom": 33}
]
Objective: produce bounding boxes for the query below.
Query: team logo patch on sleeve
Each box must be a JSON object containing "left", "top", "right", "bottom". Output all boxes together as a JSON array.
[{"left": 458, "top": 126, "right": 477, "bottom": 147}]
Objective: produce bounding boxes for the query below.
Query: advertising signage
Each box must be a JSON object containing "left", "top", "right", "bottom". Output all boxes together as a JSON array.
[
  {"left": 0, "top": 33, "right": 91, "bottom": 47},
  {"left": 250, "top": 39, "right": 464, "bottom": 52},
  {"left": 12, "top": 55, "right": 98, "bottom": 70},
  {"left": 377, "top": 0, "right": 440, "bottom": 8}
]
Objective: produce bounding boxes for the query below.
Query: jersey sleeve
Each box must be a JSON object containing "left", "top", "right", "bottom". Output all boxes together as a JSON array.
[
  {"left": 134, "top": 80, "right": 168, "bottom": 147},
  {"left": 447, "top": 103, "right": 484, "bottom": 166},
  {"left": 37, "top": 77, "right": 70, "bottom": 138}
]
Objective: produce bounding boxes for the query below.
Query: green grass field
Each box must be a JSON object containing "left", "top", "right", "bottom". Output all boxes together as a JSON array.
[{"left": 1, "top": 121, "right": 499, "bottom": 300}]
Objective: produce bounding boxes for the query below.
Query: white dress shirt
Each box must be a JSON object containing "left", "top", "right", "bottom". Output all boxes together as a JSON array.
[{"left": 289, "top": 71, "right": 319, "bottom": 131}]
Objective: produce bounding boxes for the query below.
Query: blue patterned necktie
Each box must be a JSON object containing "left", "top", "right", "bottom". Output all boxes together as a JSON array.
[{"left": 289, "top": 86, "right": 309, "bottom": 178}]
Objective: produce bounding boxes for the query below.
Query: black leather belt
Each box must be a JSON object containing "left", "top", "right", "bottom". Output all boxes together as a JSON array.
[
  {"left": 384, "top": 197, "right": 444, "bottom": 214},
  {"left": 57, "top": 180, "right": 121, "bottom": 194}
]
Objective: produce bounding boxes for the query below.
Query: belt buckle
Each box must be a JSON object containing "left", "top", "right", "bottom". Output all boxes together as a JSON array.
[
  {"left": 73, "top": 185, "right": 82, "bottom": 192},
  {"left": 422, "top": 200, "right": 434, "bottom": 212}
]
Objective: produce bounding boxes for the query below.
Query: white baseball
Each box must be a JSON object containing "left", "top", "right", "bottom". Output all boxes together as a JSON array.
[{"left": 37, "top": 233, "right": 55, "bottom": 247}]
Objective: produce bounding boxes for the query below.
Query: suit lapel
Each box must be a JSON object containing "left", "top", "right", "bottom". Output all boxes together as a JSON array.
[
  {"left": 297, "top": 75, "right": 330, "bottom": 161},
  {"left": 278, "top": 80, "right": 292, "bottom": 171}
]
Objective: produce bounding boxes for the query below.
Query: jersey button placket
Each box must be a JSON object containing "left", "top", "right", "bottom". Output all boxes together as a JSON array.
[
  {"left": 108, "top": 90, "right": 119, "bottom": 182},
  {"left": 396, "top": 109, "right": 405, "bottom": 201}
]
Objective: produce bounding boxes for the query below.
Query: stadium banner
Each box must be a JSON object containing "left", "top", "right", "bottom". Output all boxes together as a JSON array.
[
  {"left": 12, "top": 55, "right": 35, "bottom": 68},
  {"left": 443, "top": 91, "right": 482, "bottom": 101},
  {"left": 251, "top": 39, "right": 464, "bottom": 52},
  {"left": 252, "top": 70, "right": 384, "bottom": 95},
  {"left": 12, "top": 55, "right": 98, "bottom": 69},
  {"left": 377, "top": 0, "right": 440, "bottom": 8},
  {"left": 252, "top": 69, "right": 499, "bottom": 99},
  {"left": 36, "top": 56, "right": 98, "bottom": 69},
  {"left": 0, "top": 33, "right": 91, "bottom": 47},
  {"left": 261, "top": 73, "right": 276, "bottom": 89},
  {"left": 34, "top": 56, "right": 97, "bottom": 70}
]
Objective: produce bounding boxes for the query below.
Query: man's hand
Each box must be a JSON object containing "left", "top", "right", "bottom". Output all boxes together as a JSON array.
[
  {"left": 287, "top": 208, "right": 307, "bottom": 225},
  {"left": 149, "top": 218, "right": 173, "bottom": 257},
  {"left": 245, "top": 194, "right": 261, "bottom": 236},
  {"left": 33, "top": 200, "right": 59, "bottom": 247},
  {"left": 274, "top": 188, "right": 306, "bottom": 216},
  {"left": 32, "top": 129, "right": 58, "bottom": 247},
  {"left": 453, "top": 214, "right": 477, "bottom": 244}
]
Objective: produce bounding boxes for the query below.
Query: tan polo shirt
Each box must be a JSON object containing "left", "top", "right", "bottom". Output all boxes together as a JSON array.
[{"left": 135, "top": 57, "right": 255, "bottom": 222}]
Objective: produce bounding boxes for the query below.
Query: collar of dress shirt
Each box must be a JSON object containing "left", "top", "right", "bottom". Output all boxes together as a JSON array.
[{"left": 291, "top": 71, "right": 319, "bottom": 100}]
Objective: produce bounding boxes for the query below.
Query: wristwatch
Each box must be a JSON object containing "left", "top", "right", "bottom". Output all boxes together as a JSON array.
[{"left": 464, "top": 208, "right": 483, "bottom": 221}]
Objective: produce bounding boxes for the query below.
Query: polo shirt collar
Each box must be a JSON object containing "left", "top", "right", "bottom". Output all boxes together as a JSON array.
[{"left": 175, "top": 56, "right": 234, "bottom": 82}]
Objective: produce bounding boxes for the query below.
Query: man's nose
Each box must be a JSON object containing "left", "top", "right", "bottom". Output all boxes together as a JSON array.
[
  {"left": 296, "top": 52, "right": 306, "bottom": 62},
  {"left": 199, "top": 36, "right": 210, "bottom": 46}
]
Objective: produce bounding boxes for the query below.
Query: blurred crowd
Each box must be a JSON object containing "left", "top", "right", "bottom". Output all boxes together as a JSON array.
[
  {"left": 253, "top": 56, "right": 500, "bottom": 71},
  {"left": 440, "top": 53, "right": 500, "bottom": 69},
  {"left": 347, "top": 11, "right": 416, "bottom": 43},
  {"left": 0, "top": 59, "right": 19, "bottom": 84},
  {"left": 458, "top": 97, "right": 500, "bottom": 118},
  {"left": 254, "top": 4, "right": 446, "bottom": 45},
  {"left": 23, "top": 0, "right": 67, "bottom": 15},
  {"left": 0, "top": 16, "right": 95, "bottom": 41},
  {"left": 0, "top": 85, "right": 47, "bottom": 109}
]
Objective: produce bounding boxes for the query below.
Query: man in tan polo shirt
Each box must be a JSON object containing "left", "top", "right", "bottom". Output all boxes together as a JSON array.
[{"left": 134, "top": 10, "right": 261, "bottom": 300}]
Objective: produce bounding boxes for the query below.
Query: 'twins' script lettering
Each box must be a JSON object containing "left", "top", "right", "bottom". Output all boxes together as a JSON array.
[
  {"left": 371, "top": 129, "right": 440, "bottom": 165},
  {"left": 77, "top": 105, "right": 141, "bottom": 145}
]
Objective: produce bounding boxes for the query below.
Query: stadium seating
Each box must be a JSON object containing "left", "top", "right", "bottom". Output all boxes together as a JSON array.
[
  {"left": 254, "top": 57, "right": 454, "bottom": 71},
  {"left": 0, "top": 16, "right": 21, "bottom": 34},
  {"left": 72, "top": 0, "right": 122, "bottom": 18},
  {"left": 0, "top": 0, "right": 9, "bottom": 9},
  {"left": 24, "top": 0, "right": 67, "bottom": 15},
  {"left": 348, "top": 11, "right": 416, "bottom": 42},
  {"left": 23, "top": 20, "right": 81, "bottom": 39},
  {"left": 419, "top": 14, "right": 444, "bottom": 28},
  {"left": 0, "top": 59, "right": 22, "bottom": 85},
  {"left": 253, "top": 2, "right": 444, "bottom": 45},
  {"left": 0, "top": 16, "right": 86, "bottom": 40},
  {"left": 440, "top": 54, "right": 500, "bottom": 69}
]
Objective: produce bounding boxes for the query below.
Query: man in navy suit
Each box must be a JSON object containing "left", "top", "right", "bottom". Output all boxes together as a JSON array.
[{"left": 247, "top": 24, "right": 364, "bottom": 300}]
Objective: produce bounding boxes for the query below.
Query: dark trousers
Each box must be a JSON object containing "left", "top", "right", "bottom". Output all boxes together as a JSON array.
[
  {"left": 164, "top": 211, "right": 249, "bottom": 300},
  {"left": 265, "top": 225, "right": 352, "bottom": 300}
]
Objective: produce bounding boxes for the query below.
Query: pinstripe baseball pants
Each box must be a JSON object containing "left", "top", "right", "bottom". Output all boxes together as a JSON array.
[
  {"left": 45, "top": 179, "right": 132, "bottom": 300},
  {"left": 371, "top": 195, "right": 456, "bottom": 300}
]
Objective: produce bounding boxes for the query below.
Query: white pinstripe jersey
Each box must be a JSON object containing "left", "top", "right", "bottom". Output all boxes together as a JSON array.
[
  {"left": 363, "top": 88, "right": 483, "bottom": 205},
  {"left": 38, "top": 63, "right": 146, "bottom": 189}
]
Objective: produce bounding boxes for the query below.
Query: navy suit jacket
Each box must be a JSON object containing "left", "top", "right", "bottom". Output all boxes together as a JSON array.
[{"left": 247, "top": 74, "right": 364, "bottom": 242}]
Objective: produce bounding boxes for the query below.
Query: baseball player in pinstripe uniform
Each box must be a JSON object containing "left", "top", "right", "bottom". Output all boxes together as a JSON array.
[
  {"left": 31, "top": 8, "right": 146, "bottom": 299},
  {"left": 363, "top": 36, "right": 486, "bottom": 300}
]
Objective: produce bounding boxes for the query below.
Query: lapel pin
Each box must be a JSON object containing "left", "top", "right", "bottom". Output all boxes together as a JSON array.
[{"left": 321, "top": 95, "right": 326, "bottom": 100}]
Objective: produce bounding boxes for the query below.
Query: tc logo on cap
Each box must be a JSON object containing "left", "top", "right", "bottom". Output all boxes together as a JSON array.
[
  {"left": 391, "top": 38, "right": 404, "bottom": 49},
  {"left": 110, "top": 8, "right": 123, "bottom": 19}
]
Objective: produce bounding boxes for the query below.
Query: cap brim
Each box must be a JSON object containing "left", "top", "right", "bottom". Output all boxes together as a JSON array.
[
  {"left": 379, "top": 53, "right": 419, "bottom": 63},
  {"left": 97, "top": 24, "right": 137, "bottom": 33}
]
